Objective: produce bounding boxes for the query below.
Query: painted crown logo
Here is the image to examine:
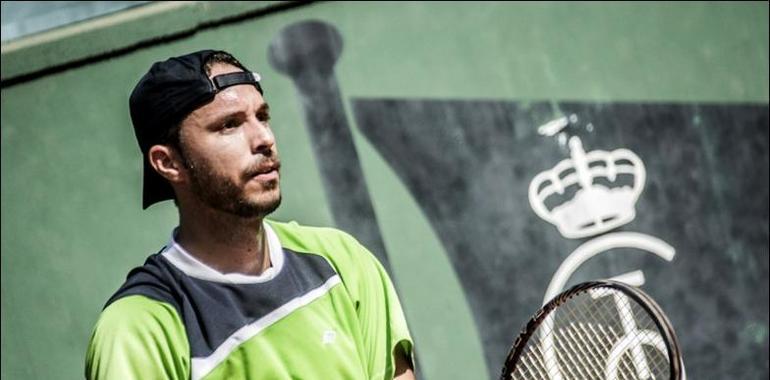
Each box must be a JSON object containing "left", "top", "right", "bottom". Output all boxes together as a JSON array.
[{"left": 528, "top": 118, "right": 646, "bottom": 239}]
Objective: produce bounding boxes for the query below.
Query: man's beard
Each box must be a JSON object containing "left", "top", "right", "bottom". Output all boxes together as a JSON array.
[{"left": 182, "top": 151, "right": 281, "bottom": 218}]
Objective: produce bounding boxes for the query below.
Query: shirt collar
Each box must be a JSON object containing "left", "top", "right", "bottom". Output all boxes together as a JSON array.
[{"left": 161, "top": 221, "right": 284, "bottom": 284}]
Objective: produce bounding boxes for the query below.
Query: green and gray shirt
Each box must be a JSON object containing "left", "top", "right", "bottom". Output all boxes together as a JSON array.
[{"left": 85, "top": 220, "right": 413, "bottom": 379}]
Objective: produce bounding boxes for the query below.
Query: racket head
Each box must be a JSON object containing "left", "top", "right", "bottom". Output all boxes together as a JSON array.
[{"left": 500, "top": 280, "right": 681, "bottom": 380}]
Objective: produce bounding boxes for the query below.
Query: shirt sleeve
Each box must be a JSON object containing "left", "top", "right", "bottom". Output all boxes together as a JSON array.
[
  {"left": 345, "top": 236, "right": 414, "bottom": 380},
  {"left": 85, "top": 295, "right": 190, "bottom": 380}
]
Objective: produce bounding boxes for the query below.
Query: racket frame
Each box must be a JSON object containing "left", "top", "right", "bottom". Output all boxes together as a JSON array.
[{"left": 500, "top": 280, "right": 682, "bottom": 380}]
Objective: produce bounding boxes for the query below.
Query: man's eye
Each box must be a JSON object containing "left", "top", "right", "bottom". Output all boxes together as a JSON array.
[
  {"left": 222, "top": 120, "right": 238, "bottom": 129},
  {"left": 257, "top": 111, "right": 271, "bottom": 123}
]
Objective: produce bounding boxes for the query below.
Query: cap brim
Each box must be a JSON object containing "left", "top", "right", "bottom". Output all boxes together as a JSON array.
[{"left": 142, "top": 158, "right": 175, "bottom": 209}]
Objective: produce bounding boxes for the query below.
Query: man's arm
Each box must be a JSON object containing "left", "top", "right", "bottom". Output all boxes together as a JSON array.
[
  {"left": 394, "top": 348, "right": 416, "bottom": 380},
  {"left": 86, "top": 295, "right": 189, "bottom": 380},
  {"left": 340, "top": 232, "right": 416, "bottom": 380}
]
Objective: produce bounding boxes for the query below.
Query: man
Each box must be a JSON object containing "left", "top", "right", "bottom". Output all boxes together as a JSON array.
[{"left": 85, "top": 50, "right": 414, "bottom": 380}]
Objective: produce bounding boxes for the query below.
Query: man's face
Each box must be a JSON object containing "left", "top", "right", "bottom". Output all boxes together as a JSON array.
[{"left": 176, "top": 63, "right": 281, "bottom": 218}]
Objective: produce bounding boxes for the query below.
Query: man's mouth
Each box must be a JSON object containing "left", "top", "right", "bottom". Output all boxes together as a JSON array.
[{"left": 247, "top": 162, "right": 281, "bottom": 182}]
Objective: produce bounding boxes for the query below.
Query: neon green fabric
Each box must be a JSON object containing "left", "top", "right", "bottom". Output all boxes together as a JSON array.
[
  {"left": 85, "top": 296, "right": 190, "bottom": 379},
  {"left": 271, "top": 221, "right": 414, "bottom": 379},
  {"left": 85, "top": 220, "right": 413, "bottom": 379}
]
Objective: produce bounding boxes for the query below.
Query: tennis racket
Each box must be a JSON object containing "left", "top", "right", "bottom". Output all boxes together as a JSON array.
[{"left": 500, "top": 280, "right": 682, "bottom": 380}]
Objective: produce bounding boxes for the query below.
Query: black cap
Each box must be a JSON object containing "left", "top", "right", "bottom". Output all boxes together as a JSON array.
[{"left": 129, "top": 49, "right": 263, "bottom": 209}]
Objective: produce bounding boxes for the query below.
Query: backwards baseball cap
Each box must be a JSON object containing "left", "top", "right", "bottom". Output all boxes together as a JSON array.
[{"left": 129, "top": 49, "right": 263, "bottom": 209}]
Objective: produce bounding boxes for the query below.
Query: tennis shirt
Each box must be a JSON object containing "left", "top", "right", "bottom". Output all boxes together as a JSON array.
[{"left": 85, "top": 220, "right": 413, "bottom": 379}]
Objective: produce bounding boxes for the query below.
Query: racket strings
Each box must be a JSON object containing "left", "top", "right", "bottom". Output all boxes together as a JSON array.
[
  {"left": 510, "top": 321, "right": 617, "bottom": 379},
  {"left": 508, "top": 287, "right": 673, "bottom": 380},
  {"left": 556, "top": 322, "right": 617, "bottom": 378}
]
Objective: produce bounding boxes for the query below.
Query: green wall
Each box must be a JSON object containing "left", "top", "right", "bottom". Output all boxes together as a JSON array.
[{"left": 2, "top": 2, "right": 767, "bottom": 379}]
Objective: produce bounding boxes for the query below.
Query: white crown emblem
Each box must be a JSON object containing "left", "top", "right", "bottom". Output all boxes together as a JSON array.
[{"left": 528, "top": 119, "right": 646, "bottom": 239}]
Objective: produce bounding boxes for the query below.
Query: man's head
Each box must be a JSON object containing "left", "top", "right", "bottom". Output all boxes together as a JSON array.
[{"left": 129, "top": 50, "right": 281, "bottom": 218}]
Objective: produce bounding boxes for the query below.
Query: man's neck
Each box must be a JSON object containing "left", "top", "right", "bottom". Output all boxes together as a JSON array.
[{"left": 175, "top": 204, "right": 271, "bottom": 276}]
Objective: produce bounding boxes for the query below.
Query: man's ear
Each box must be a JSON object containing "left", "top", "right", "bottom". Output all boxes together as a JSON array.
[{"left": 148, "top": 145, "right": 185, "bottom": 184}]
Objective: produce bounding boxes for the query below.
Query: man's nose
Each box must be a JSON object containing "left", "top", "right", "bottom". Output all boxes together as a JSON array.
[{"left": 245, "top": 118, "right": 275, "bottom": 155}]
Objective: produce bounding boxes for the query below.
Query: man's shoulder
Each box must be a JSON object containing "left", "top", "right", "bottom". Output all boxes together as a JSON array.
[
  {"left": 86, "top": 294, "right": 190, "bottom": 379},
  {"left": 89, "top": 295, "right": 186, "bottom": 354},
  {"left": 266, "top": 219, "right": 378, "bottom": 276},
  {"left": 266, "top": 219, "right": 363, "bottom": 253},
  {"left": 98, "top": 295, "right": 180, "bottom": 330},
  {"left": 105, "top": 252, "right": 180, "bottom": 312}
]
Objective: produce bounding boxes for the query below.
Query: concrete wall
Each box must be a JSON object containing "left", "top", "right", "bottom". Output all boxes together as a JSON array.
[{"left": 2, "top": 2, "right": 768, "bottom": 379}]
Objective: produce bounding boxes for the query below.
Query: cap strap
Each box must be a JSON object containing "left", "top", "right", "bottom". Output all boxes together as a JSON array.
[{"left": 212, "top": 72, "right": 263, "bottom": 93}]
